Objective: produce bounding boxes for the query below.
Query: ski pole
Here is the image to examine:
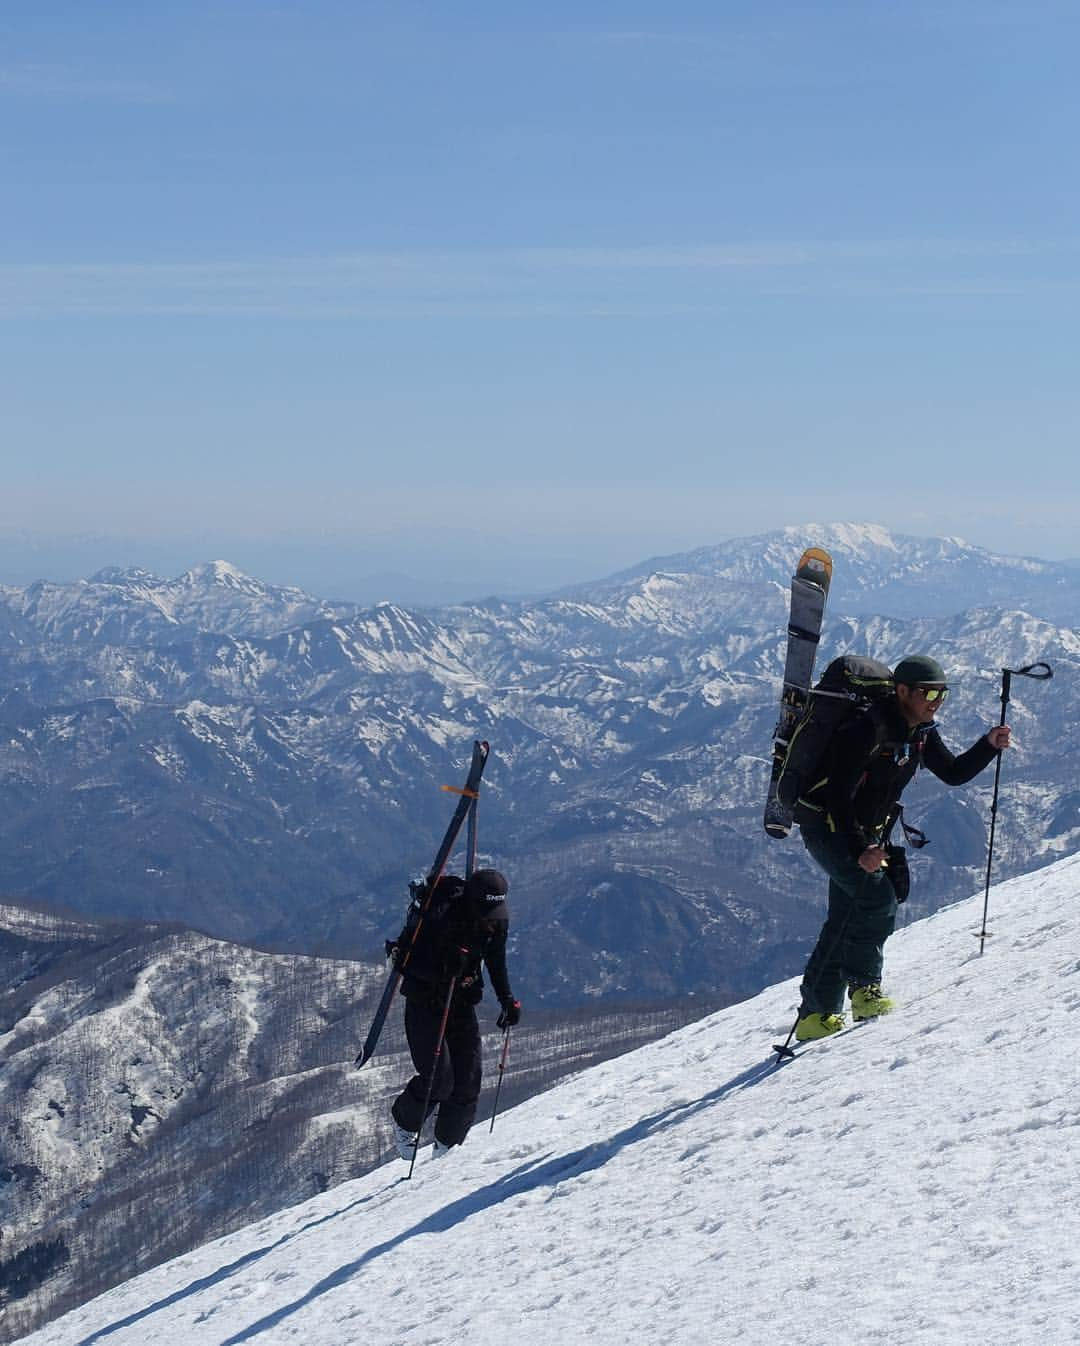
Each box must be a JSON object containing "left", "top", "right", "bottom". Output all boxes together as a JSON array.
[
  {"left": 407, "top": 973, "right": 458, "bottom": 1180},
  {"left": 488, "top": 1024, "right": 512, "bottom": 1133},
  {"left": 976, "top": 662, "right": 1052, "bottom": 954}
]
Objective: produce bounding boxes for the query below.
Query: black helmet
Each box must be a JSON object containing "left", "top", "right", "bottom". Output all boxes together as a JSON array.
[{"left": 465, "top": 868, "right": 509, "bottom": 919}]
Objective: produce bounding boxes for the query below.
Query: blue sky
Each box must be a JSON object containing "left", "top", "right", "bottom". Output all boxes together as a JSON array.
[{"left": 2, "top": 1, "right": 1078, "bottom": 599}]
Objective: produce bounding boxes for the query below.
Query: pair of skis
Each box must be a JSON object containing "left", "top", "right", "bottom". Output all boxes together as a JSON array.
[{"left": 355, "top": 739, "right": 489, "bottom": 1068}]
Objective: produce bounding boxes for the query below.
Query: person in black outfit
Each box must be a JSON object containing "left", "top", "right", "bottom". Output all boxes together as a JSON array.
[
  {"left": 793, "top": 653, "right": 1011, "bottom": 1041},
  {"left": 389, "top": 868, "right": 521, "bottom": 1160}
]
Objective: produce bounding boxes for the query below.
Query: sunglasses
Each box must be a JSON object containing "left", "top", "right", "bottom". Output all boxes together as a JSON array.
[{"left": 914, "top": 685, "right": 949, "bottom": 704}]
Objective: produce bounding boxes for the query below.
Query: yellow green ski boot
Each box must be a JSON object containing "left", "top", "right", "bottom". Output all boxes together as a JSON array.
[
  {"left": 795, "top": 1012, "right": 846, "bottom": 1042},
  {"left": 850, "top": 984, "right": 895, "bottom": 1020}
]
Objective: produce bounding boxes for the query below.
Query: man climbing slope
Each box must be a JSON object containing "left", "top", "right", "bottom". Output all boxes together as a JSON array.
[{"left": 794, "top": 654, "right": 1010, "bottom": 1041}]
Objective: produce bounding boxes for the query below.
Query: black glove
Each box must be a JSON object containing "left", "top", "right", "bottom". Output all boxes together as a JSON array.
[
  {"left": 885, "top": 845, "right": 910, "bottom": 903},
  {"left": 497, "top": 998, "right": 521, "bottom": 1029}
]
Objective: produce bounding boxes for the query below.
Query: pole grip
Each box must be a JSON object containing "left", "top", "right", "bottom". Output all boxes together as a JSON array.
[{"left": 998, "top": 669, "right": 1012, "bottom": 724}]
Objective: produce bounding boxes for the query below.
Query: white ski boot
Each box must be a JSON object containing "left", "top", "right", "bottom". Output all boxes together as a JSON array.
[{"left": 391, "top": 1116, "right": 418, "bottom": 1161}]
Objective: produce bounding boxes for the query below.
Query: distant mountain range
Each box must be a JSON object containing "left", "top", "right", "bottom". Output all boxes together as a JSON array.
[{"left": 0, "top": 523, "right": 1076, "bottom": 1007}]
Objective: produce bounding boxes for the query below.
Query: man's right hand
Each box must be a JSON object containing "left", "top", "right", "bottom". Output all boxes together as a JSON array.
[{"left": 858, "top": 845, "right": 887, "bottom": 873}]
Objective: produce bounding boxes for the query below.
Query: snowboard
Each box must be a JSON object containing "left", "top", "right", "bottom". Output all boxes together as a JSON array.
[{"left": 763, "top": 546, "right": 833, "bottom": 839}]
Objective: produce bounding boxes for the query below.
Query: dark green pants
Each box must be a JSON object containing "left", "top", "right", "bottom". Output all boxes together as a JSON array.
[{"left": 799, "top": 827, "right": 898, "bottom": 1016}]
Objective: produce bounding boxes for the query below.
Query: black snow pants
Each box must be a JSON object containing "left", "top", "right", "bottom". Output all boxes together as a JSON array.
[
  {"left": 798, "top": 825, "right": 899, "bottom": 1016},
  {"left": 391, "top": 993, "right": 483, "bottom": 1147}
]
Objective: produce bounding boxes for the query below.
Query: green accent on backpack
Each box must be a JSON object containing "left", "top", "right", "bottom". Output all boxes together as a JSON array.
[{"left": 775, "top": 655, "right": 894, "bottom": 819}]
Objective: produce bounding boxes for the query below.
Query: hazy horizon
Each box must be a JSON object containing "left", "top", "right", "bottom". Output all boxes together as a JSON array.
[
  {"left": 1, "top": 517, "right": 1076, "bottom": 609},
  {"left": 4, "top": 3, "right": 1077, "bottom": 590}
]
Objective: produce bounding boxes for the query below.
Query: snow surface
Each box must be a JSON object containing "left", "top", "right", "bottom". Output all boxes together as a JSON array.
[{"left": 28, "top": 857, "right": 1080, "bottom": 1346}]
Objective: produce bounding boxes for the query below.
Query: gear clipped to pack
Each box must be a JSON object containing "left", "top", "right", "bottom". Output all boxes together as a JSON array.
[{"left": 775, "top": 654, "right": 895, "bottom": 822}]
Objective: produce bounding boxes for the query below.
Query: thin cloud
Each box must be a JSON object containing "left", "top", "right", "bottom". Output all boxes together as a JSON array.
[
  {"left": 0, "top": 240, "right": 1071, "bottom": 319},
  {"left": 0, "top": 63, "right": 174, "bottom": 104},
  {"left": 594, "top": 30, "right": 729, "bottom": 47}
]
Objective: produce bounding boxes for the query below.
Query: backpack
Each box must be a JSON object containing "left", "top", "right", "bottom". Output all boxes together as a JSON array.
[
  {"left": 398, "top": 874, "right": 496, "bottom": 1000},
  {"left": 775, "top": 655, "right": 895, "bottom": 817},
  {"left": 400, "top": 874, "right": 466, "bottom": 966}
]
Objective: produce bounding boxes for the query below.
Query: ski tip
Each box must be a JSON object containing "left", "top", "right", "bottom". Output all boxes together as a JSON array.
[
  {"left": 763, "top": 797, "right": 794, "bottom": 838},
  {"left": 795, "top": 547, "right": 833, "bottom": 587}
]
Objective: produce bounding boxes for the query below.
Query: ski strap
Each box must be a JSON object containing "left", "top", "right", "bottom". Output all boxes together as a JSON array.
[{"left": 884, "top": 804, "right": 929, "bottom": 849}]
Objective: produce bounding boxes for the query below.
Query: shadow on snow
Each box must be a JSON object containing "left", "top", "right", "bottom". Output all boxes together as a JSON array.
[
  {"left": 212, "top": 1056, "right": 778, "bottom": 1346},
  {"left": 72, "top": 1054, "right": 778, "bottom": 1346}
]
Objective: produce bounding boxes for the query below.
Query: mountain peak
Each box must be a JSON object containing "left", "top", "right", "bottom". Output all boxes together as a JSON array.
[
  {"left": 784, "top": 521, "right": 906, "bottom": 552},
  {"left": 572, "top": 522, "right": 1069, "bottom": 621},
  {"left": 179, "top": 560, "right": 262, "bottom": 592}
]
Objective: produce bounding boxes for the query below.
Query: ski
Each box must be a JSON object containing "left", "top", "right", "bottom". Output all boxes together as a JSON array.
[
  {"left": 771, "top": 1018, "right": 872, "bottom": 1063},
  {"left": 355, "top": 739, "right": 490, "bottom": 1068},
  {"left": 465, "top": 757, "right": 479, "bottom": 882},
  {"left": 763, "top": 546, "right": 833, "bottom": 839}
]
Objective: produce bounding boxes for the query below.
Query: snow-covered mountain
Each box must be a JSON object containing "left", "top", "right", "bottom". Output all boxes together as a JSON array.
[
  {"left": 593, "top": 522, "right": 1080, "bottom": 622},
  {"left": 0, "top": 903, "right": 384, "bottom": 1337},
  {"left": 19, "top": 852, "right": 1080, "bottom": 1346},
  {"left": 0, "top": 561, "right": 353, "bottom": 646},
  {"left": 0, "top": 525, "right": 1075, "bottom": 1005}
]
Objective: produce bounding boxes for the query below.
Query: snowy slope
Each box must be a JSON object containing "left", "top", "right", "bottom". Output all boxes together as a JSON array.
[{"left": 26, "top": 855, "right": 1080, "bottom": 1346}]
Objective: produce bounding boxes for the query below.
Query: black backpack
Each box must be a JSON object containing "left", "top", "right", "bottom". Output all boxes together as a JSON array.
[
  {"left": 400, "top": 874, "right": 465, "bottom": 962},
  {"left": 776, "top": 655, "right": 895, "bottom": 816}
]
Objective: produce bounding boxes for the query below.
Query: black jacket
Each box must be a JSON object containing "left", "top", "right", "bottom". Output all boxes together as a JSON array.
[
  {"left": 797, "top": 698, "right": 999, "bottom": 857},
  {"left": 397, "top": 876, "right": 513, "bottom": 1009}
]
